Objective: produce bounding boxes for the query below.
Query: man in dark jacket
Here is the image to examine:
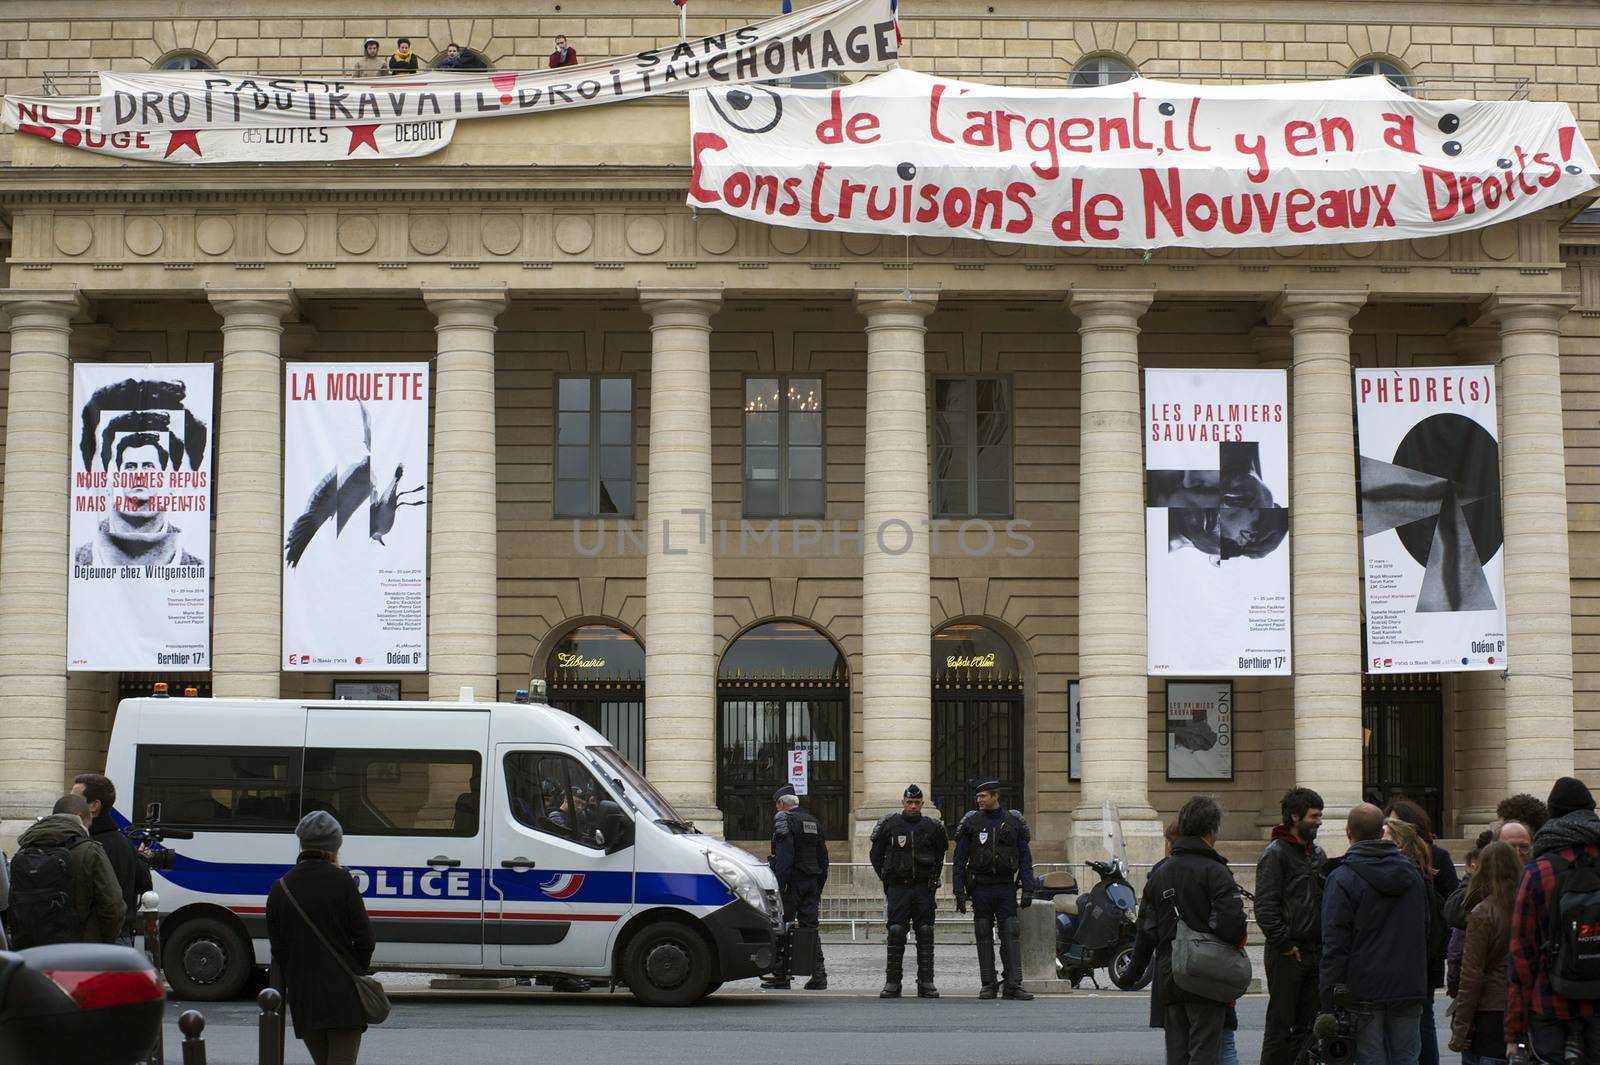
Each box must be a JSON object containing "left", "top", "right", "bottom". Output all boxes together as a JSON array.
[
  {"left": 1129, "top": 795, "right": 1247, "bottom": 1065},
  {"left": 1255, "top": 786, "right": 1327, "bottom": 1065},
  {"left": 72, "top": 772, "right": 151, "bottom": 944},
  {"left": 764, "top": 784, "right": 829, "bottom": 990},
  {"left": 1505, "top": 776, "right": 1600, "bottom": 1063},
  {"left": 1320, "top": 802, "right": 1429, "bottom": 1065},
  {"left": 267, "top": 812, "right": 375, "bottom": 1065},
  {"left": 870, "top": 784, "right": 949, "bottom": 998},
  {"left": 11, "top": 794, "right": 125, "bottom": 946}
]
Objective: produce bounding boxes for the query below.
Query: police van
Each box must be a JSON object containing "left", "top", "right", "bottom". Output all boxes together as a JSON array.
[{"left": 104, "top": 691, "right": 782, "bottom": 1006}]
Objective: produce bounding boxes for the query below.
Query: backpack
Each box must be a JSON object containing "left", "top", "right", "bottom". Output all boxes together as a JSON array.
[
  {"left": 7, "top": 836, "right": 87, "bottom": 949},
  {"left": 1546, "top": 850, "right": 1600, "bottom": 999}
]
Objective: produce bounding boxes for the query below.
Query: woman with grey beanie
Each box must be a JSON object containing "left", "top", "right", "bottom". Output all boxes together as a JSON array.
[{"left": 266, "top": 812, "right": 376, "bottom": 1065}]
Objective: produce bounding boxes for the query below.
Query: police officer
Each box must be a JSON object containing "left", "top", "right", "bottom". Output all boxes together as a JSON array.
[
  {"left": 869, "top": 783, "right": 948, "bottom": 998},
  {"left": 763, "top": 784, "right": 829, "bottom": 990},
  {"left": 952, "top": 779, "right": 1037, "bottom": 1000}
]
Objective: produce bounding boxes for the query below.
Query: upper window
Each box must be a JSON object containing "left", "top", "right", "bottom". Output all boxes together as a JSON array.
[
  {"left": 1070, "top": 54, "right": 1137, "bottom": 87},
  {"left": 933, "top": 377, "right": 1013, "bottom": 518},
  {"left": 744, "top": 376, "right": 824, "bottom": 518},
  {"left": 556, "top": 376, "right": 634, "bottom": 518},
  {"left": 303, "top": 748, "right": 481, "bottom": 838},
  {"left": 1348, "top": 56, "right": 1413, "bottom": 94},
  {"left": 133, "top": 745, "right": 301, "bottom": 832},
  {"left": 504, "top": 750, "right": 621, "bottom": 849},
  {"left": 157, "top": 51, "right": 216, "bottom": 71}
]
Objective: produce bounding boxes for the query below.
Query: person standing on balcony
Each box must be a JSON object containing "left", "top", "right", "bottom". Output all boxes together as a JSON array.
[
  {"left": 349, "top": 39, "right": 386, "bottom": 77},
  {"left": 386, "top": 38, "right": 419, "bottom": 74},
  {"left": 870, "top": 784, "right": 949, "bottom": 998}
]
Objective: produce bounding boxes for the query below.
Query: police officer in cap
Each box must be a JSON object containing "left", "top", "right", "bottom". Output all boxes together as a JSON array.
[
  {"left": 763, "top": 783, "right": 829, "bottom": 990},
  {"left": 952, "top": 779, "right": 1037, "bottom": 1000},
  {"left": 869, "top": 783, "right": 949, "bottom": 998}
]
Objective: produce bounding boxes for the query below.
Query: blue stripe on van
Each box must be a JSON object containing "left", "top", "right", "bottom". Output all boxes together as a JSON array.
[{"left": 635, "top": 871, "right": 735, "bottom": 907}]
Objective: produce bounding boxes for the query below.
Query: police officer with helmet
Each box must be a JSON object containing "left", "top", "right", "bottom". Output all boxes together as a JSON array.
[
  {"left": 952, "top": 779, "right": 1037, "bottom": 1000},
  {"left": 870, "top": 783, "right": 949, "bottom": 998},
  {"left": 763, "top": 783, "right": 830, "bottom": 990}
]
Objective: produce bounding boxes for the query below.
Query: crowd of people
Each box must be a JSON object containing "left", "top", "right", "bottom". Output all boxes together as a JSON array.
[{"left": 345, "top": 35, "right": 581, "bottom": 76}]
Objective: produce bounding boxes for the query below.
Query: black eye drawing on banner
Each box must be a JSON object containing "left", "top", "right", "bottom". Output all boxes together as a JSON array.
[
  {"left": 710, "top": 85, "right": 783, "bottom": 134},
  {"left": 285, "top": 400, "right": 426, "bottom": 569},
  {"left": 74, "top": 377, "right": 207, "bottom": 570},
  {"left": 1359, "top": 412, "right": 1501, "bottom": 612},
  {"left": 1147, "top": 441, "right": 1288, "bottom": 566}
]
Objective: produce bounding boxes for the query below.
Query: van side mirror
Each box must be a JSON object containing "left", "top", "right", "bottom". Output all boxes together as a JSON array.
[{"left": 596, "top": 800, "right": 631, "bottom": 853}]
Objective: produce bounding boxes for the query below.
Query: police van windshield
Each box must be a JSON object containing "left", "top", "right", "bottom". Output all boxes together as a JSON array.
[{"left": 587, "top": 745, "right": 697, "bottom": 832}]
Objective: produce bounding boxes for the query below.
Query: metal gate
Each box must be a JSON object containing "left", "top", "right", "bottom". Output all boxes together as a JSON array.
[
  {"left": 548, "top": 669, "right": 646, "bottom": 771},
  {"left": 717, "top": 668, "right": 850, "bottom": 841},
  {"left": 1362, "top": 673, "right": 1445, "bottom": 832},
  {"left": 932, "top": 666, "right": 1025, "bottom": 817}
]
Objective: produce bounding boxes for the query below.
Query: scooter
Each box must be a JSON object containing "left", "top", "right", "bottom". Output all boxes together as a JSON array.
[
  {"left": 0, "top": 942, "right": 166, "bottom": 1065},
  {"left": 1037, "top": 858, "right": 1151, "bottom": 991}
]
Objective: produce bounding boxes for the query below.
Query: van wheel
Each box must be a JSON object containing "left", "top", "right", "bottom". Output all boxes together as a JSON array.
[
  {"left": 622, "top": 921, "right": 713, "bottom": 1007},
  {"left": 164, "top": 916, "right": 253, "bottom": 1001}
]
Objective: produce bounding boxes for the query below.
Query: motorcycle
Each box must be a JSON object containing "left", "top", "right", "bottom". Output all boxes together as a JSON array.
[
  {"left": 1037, "top": 858, "right": 1151, "bottom": 991},
  {"left": 0, "top": 943, "right": 166, "bottom": 1065}
]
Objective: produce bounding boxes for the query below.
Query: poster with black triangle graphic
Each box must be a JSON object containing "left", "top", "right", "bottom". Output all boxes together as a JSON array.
[{"left": 1355, "top": 368, "right": 1506, "bottom": 673}]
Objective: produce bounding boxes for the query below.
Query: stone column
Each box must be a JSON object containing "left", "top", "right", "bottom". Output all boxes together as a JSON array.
[
  {"left": 0, "top": 290, "right": 86, "bottom": 832},
  {"left": 1447, "top": 325, "right": 1507, "bottom": 836},
  {"left": 423, "top": 289, "right": 507, "bottom": 704},
  {"left": 639, "top": 290, "right": 722, "bottom": 836},
  {"left": 854, "top": 290, "right": 938, "bottom": 856},
  {"left": 1279, "top": 292, "right": 1366, "bottom": 835},
  {"left": 1251, "top": 324, "right": 1297, "bottom": 834},
  {"left": 1489, "top": 296, "right": 1578, "bottom": 794},
  {"left": 209, "top": 290, "right": 296, "bottom": 698},
  {"left": 1067, "top": 289, "right": 1163, "bottom": 866}
]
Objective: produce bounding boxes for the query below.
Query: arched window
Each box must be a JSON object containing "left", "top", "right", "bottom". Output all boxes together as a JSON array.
[
  {"left": 544, "top": 623, "right": 645, "bottom": 769},
  {"left": 1348, "top": 56, "right": 1413, "bottom": 94},
  {"left": 717, "top": 621, "right": 850, "bottom": 839},
  {"left": 932, "top": 621, "right": 1024, "bottom": 816},
  {"left": 157, "top": 51, "right": 216, "bottom": 71},
  {"left": 1070, "top": 54, "right": 1137, "bottom": 87}
]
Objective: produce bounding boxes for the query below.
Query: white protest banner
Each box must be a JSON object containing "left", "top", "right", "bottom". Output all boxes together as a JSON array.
[
  {"left": 1355, "top": 367, "right": 1506, "bottom": 673},
  {"left": 690, "top": 68, "right": 1599, "bottom": 249},
  {"left": 94, "top": 0, "right": 895, "bottom": 134},
  {"left": 69, "top": 365, "right": 213, "bottom": 671},
  {"left": 788, "top": 749, "right": 810, "bottom": 796},
  {"left": 283, "top": 364, "right": 429, "bottom": 671},
  {"left": 4, "top": 95, "right": 454, "bottom": 164},
  {"left": 1145, "top": 369, "right": 1290, "bottom": 676},
  {"left": 1166, "top": 681, "right": 1233, "bottom": 781}
]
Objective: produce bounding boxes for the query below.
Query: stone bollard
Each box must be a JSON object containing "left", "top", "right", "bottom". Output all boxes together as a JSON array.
[
  {"left": 178, "top": 1010, "right": 207, "bottom": 1065},
  {"left": 1018, "top": 903, "right": 1061, "bottom": 987},
  {"left": 257, "top": 987, "right": 285, "bottom": 1065}
]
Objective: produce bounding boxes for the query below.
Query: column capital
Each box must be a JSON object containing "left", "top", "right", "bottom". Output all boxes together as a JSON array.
[
  {"left": 206, "top": 285, "right": 298, "bottom": 321},
  {"left": 854, "top": 287, "right": 938, "bottom": 320},
  {"left": 422, "top": 286, "right": 508, "bottom": 322},
  {"left": 639, "top": 286, "right": 722, "bottom": 318},
  {"left": 0, "top": 288, "right": 93, "bottom": 326},
  {"left": 1478, "top": 292, "right": 1577, "bottom": 327},
  {"left": 1066, "top": 287, "right": 1154, "bottom": 322},
  {"left": 1272, "top": 289, "right": 1368, "bottom": 324}
]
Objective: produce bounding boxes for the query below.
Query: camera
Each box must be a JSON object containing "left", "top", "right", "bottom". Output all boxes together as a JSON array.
[
  {"left": 1304, "top": 986, "right": 1359, "bottom": 1065},
  {"left": 119, "top": 802, "right": 193, "bottom": 872}
]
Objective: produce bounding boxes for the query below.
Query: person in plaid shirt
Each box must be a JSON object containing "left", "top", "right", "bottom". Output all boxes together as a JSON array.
[{"left": 1506, "top": 776, "right": 1600, "bottom": 1062}]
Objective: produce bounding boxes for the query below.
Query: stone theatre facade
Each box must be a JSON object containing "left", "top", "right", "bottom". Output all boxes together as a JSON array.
[{"left": 0, "top": 0, "right": 1597, "bottom": 859}]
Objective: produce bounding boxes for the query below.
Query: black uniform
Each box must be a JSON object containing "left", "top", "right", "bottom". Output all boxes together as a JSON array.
[
  {"left": 766, "top": 804, "right": 829, "bottom": 989},
  {"left": 953, "top": 806, "right": 1037, "bottom": 999},
  {"left": 870, "top": 808, "right": 948, "bottom": 997}
]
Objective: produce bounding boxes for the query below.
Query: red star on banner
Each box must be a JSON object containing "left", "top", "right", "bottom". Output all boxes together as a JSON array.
[
  {"left": 164, "top": 130, "right": 202, "bottom": 159},
  {"left": 346, "top": 125, "right": 380, "bottom": 155}
]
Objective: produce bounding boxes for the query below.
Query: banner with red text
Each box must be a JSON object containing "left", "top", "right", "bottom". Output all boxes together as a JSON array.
[
  {"left": 93, "top": 0, "right": 895, "bottom": 134},
  {"left": 690, "top": 68, "right": 1599, "bottom": 249},
  {"left": 1356, "top": 367, "right": 1505, "bottom": 673},
  {"left": 69, "top": 364, "right": 213, "bottom": 671},
  {"left": 283, "top": 364, "right": 429, "bottom": 671},
  {"left": 4, "top": 95, "right": 454, "bottom": 163},
  {"left": 1146, "top": 369, "right": 1290, "bottom": 676}
]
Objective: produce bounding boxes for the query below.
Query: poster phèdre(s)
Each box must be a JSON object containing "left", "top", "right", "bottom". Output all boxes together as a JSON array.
[
  {"left": 1145, "top": 368, "right": 1290, "bottom": 676},
  {"left": 282, "top": 363, "right": 429, "bottom": 672},
  {"left": 68, "top": 364, "right": 214, "bottom": 671},
  {"left": 1355, "top": 367, "right": 1506, "bottom": 673}
]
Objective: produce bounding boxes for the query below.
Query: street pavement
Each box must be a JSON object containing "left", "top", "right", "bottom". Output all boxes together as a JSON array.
[{"left": 157, "top": 942, "right": 1455, "bottom": 1065}]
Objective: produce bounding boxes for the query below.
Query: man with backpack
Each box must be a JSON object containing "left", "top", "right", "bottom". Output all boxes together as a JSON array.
[
  {"left": 1506, "top": 776, "right": 1600, "bottom": 1062},
  {"left": 7, "top": 794, "right": 125, "bottom": 947}
]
